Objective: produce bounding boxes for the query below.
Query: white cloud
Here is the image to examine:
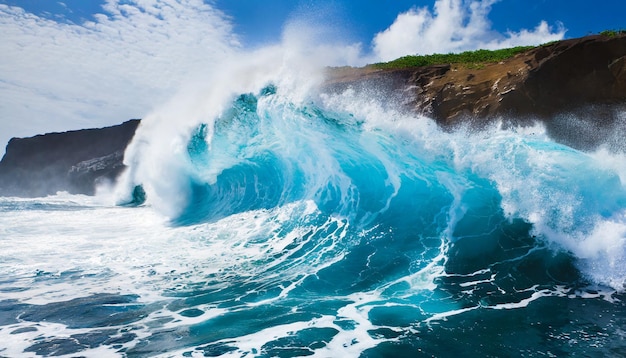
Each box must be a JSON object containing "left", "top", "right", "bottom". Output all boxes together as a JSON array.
[
  {"left": 372, "top": 0, "right": 565, "bottom": 62},
  {"left": 0, "top": 0, "right": 238, "bottom": 155}
]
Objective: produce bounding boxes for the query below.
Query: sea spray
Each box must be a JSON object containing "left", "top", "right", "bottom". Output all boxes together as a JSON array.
[{"left": 115, "top": 22, "right": 360, "bottom": 217}]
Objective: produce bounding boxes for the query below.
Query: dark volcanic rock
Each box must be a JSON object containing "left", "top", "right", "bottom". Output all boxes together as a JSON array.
[{"left": 0, "top": 119, "right": 140, "bottom": 197}]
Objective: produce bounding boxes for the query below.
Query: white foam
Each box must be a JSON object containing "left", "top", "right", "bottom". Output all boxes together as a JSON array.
[
  {"left": 0, "top": 196, "right": 338, "bottom": 306},
  {"left": 0, "top": 322, "right": 128, "bottom": 358},
  {"left": 0, "top": 194, "right": 364, "bottom": 355}
]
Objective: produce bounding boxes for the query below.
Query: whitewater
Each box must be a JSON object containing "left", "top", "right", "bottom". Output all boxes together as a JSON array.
[{"left": 2, "top": 45, "right": 626, "bottom": 357}]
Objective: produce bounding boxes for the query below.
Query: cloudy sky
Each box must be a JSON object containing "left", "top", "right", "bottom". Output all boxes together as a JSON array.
[{"left": 1, "top": 0, "right": 624, "bottom": 155}]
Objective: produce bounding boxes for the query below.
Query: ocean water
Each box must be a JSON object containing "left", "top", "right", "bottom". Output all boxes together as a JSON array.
[{"left": 2, "top": 81, "right": 626, "bottom": 357}]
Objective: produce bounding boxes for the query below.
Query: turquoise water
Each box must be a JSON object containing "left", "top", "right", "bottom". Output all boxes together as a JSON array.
[{"left": 1, "top": 85, "right": 626, "bottom": 357}]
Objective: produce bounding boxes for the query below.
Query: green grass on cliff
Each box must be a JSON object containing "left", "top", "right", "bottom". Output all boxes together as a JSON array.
[
  {"left": 600, "top": 29, "right": 626, "bottom": 37},
  {"left": 368, "top": 31, "right": 625, "bottom": 71},
  {"left": 370, "top": 46, "right": 534, "bottom": 70}
]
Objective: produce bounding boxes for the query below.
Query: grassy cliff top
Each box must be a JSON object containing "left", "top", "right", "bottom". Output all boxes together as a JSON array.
[
  {"left": 369, "top": 30, "right": 626, "bottom": 70},
  {"left": 369, "top": 46, "right": 535, "bottom": 70}
]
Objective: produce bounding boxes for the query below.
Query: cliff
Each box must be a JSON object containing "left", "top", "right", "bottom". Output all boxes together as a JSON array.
[
  {"left": 326, "top": 33, "right": 626, "bottom": 146},
  {"left": 0, "top": 120, "right": 140, "bottom": 197}
]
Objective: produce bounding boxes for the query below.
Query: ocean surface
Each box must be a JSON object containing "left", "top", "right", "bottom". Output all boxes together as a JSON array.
[{"left": 2, "top": 81, "right": 626, "bottom": 357}]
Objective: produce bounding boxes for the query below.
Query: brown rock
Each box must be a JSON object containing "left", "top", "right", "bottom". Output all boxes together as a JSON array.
[{"left": 324, "top": 34, "right": 626, "bottom": 129}]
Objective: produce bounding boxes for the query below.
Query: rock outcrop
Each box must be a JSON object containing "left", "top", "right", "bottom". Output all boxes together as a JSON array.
[
  {"left": 0, "top": 119, "right": 140, "bottom": 197},
  {"left": 326, "top": 34, "right": 626, "bottom": 128}
]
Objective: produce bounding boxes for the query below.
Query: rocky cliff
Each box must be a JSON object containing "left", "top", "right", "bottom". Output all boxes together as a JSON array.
[
  {"left": 326, "top": 33, "right": 626, "bottom": 147},
  {"left": 0, "top": 119, "right": 140, "bottom": 197}
]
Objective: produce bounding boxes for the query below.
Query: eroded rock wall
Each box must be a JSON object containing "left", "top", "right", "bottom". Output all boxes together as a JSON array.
[
  {"left": 326, "top": 34, "right": 626, "bottom": 127},
  {"left": 0, "top": 119, "right": 140, "bottom": 197}
]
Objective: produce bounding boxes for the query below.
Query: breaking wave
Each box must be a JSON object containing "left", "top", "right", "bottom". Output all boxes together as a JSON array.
[{"left": 3, "top": 60, "right": 626, "bottom": 358}]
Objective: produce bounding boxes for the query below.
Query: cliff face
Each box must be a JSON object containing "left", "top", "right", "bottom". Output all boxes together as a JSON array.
[
  {"left": 0, "top": 119, "right": 140, "bottom": 197},
  {"left": 326, "top": 34, "right": 626, "bottom": 127}
]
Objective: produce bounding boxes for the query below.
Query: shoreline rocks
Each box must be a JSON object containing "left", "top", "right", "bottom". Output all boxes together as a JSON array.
[
  {"left": 0, "top": 120, "right": 140, "bottom": 197},
  {"left": 325, "top": 34, "right": 626, "bottom": 127}
]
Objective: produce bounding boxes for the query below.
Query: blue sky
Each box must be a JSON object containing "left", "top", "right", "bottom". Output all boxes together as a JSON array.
[
  {"left": 0, "top": 0, "right": 624, "bottom": 154},
  {"left": 215, "top": 0, "right": 624, "bottom": 47},
  {"left": 3, "top": 0, "right": 623, "bottom": 47}
]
